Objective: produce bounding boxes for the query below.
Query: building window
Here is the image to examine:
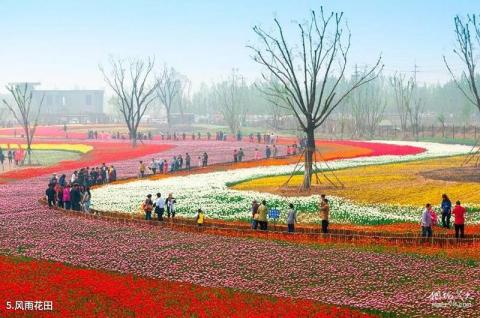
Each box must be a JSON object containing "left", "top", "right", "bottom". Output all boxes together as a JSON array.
[
  {"left": 62, "top": 96, "right": 66, "bottom": 106},
  {"left": 86, "top": 95, "right": 92, "bottom": 106}
]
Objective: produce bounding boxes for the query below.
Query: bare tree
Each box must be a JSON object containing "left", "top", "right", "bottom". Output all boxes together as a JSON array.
[
  {"left": 176, "top": 75, "right": 191, "bottom": 120},
  {"left": 437, "top": 113, "right": 446, "bottom": 137},
  {"left": 0, "top": 107, "right": 6, "bottom": 127},
  {"left": 156, "top": 66, "right": 182, "bottom": 130},
  {"left": 444, "top": 14, "right": 480, "bottom": 111},
  {"left": 249, "top": 8, "right": 382, "bottom": 189},
  {"left": 3, "top": 83, "right": 44, "bottom": 165},
  {"left": 349, "top": 70, "right": 386, "bottom": 138},
  {"left": 214, "top": 69, "right": 248, "bottom": 135},
  {"left": 390, "top": 73, "right": 414, "bottom": 135},
  {"left": 256, "top": 78, "right": 291, "bottom": 130},
  {"left": 409, "top": 98, "right": 424, "bottom": 140},
  {"left": 100, "top": 57, "right": 157, "bottom": 147}
]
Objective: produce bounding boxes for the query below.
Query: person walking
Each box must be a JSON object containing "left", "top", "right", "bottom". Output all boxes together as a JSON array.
[
  {"left": 452, "top": 200, "right": 466, "bottom": 239},
  {"left": 165, "top": 193, "right": 177, "bottom": 219},
  {"left": 320, "top": 198, "right": 330, "bottom": 233},
  {"left": 254, "top": 148, "right": 260, "bottom": 160},
  {"left": 82, "top": 187, "right": 91, "bottom": 213},
  {"left": 7, "top": 150, "right": 13, "bottom": 165},
  {"left": 196, "top": 209, "right": 205, "bottom": 226},
  {"left": 45, "top": 184, "right": 56, "bottom": 208},
  {"left": 110, "top": 166, "right": 117, "bottom": 182},
  {"left": 163, "top": 160, "right": 168, "bottom": 174},
  {"left": 421, "top": 203, "right": 434, "bottom": 238},
  {"left": 251, "top": 200, "right": 260, "bottom": 229},
  {"left": 70, "top": 184, "right": 82, "bottom": 211},
  {"left": 0, "top": 149, "right": 5, "bottom": 170},
  {"left": 101, "top": 163, "right": 108, "bottom": 183},
  {"left": 286, "top": 203, "right": 297, "bottom": 233},
  {"left": 185, "top": 153, "right": 191, "bottom": 170},
  {"left": 58, "top": 174, "right": 66, "bottom": 187},
  {"left": 238, "top": 148, "right": 244, "bottom": 162},
  {"left": 178, "top": 154, "right": 183, "bottom": 169},
  {"left": 153, "top": 193, "right": 165, "bottom": 221},
  {"left": 202, "top": 152, "right": 208, "bottom": 167},
  {"left": 142, "top": 194, "right": 153, "bottom": 220},
  {"left": 440, "top": 194, "right": 452, "bottom": 229},
  {"left": 257, "top": 200, "right": 268, "bottom": 231},
  {"left": 63, "top": 184, "right": 71, "bottom": 210},
  {"left": 233, "top": 149, "right": 238, "bottom": 163},
  {"left": 55, "top": 183, "right": 63, "bottom": 208},
  {"left": 150, "top": 158, "right": 157, "bottom": 174},
  {"left": 71, "top": 171, "right": 78, "bottom": 184},
  {"left": 139, "top": 161, "right": 146, "bottom": 178},
  {"left": 265, "top": 146, "right": 271, "bottom": 159}
]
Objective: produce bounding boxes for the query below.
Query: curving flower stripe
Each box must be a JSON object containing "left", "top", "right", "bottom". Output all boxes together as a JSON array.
[
  {"left": 0, "top": 143, "right": 93, "bottom": 153},
  {"left": 0, "top": 126, "right": 87, "bottom": 139},
  {"left": 91, "top": 141, "right": 474, "bottom": 225},
  {"left": 0, "top": 141, "right": 174, "bottom": 182}
]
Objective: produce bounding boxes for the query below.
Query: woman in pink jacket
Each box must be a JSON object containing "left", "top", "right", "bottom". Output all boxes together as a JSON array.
[{"left": 63, "top": 184, "right": 71, "bottom": 210}]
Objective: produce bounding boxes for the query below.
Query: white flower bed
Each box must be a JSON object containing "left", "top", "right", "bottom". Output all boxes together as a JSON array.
[{"left": 91, "top": 141, "right": 478, "bottom": 225}]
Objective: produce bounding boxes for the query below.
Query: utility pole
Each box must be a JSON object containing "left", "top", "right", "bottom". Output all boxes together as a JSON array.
[{"left": 412, "top": 63, "right": 419, "bottom": 84}]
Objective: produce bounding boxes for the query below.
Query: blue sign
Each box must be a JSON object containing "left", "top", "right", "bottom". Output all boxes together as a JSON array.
[{"left": 268, "top": 208, "right": 280, "bottom": 219}]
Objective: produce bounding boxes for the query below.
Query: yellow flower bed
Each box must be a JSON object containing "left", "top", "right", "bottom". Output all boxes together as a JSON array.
[
  {"left": 232, "top": 156, "right": 480, "bottom": 206},
  {"left": 0, "top": 143, "right": 93, "bottom": 154}
]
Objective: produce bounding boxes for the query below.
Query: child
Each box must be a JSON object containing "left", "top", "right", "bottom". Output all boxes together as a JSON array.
[{"left": 196, "top": 209, "right": 205, "bottom": 226}]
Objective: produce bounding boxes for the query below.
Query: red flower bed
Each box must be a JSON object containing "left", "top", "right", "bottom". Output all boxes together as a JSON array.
[
  {"left": 0, "top": 141, "right": 174, "bottom": 182},
  {"left": 0, "top": 126, "right": 86, "bottom": 139},
  {"left": 276, "top": 137, "right": 425, "bottom": 157},
  {"left": 0, "top": 255, "right": 377, "bottom": 317},
  {"left": 328, "top": 140, "right": 425, "bottom": 156}
]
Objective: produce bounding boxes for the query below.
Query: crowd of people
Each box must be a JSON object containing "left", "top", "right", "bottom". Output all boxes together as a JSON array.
[
  {"left": 142, "top": 193, "right": 177, "bottom": 221},
  {"left": 0, "top": 147, "right": 26, "bottom": 169},
  {"left": 45, "top": 177, "right": 91, "bottom": 212},
  {"left": 421, "top": 194, "right": 467, "bottom": 238},
  {"left": 249, "top": 194, "right": 330, "bottom": 233},
  {"left": 44, "top": 163, "right": 116, "bottom": 213},
  {"left": 88, "top": 130, "right": 153, "bottom": 141},
  {"left": 138, "top": 152, "right": 208, "bottom": 177},
  {"left": 70, "top": 164, "right": 117, "bottom": 185}
]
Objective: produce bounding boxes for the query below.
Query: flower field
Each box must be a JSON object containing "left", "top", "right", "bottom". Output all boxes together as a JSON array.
[
  {"left": 0, "top": 141, "right": 174, "bottom": 183},
  {"left": 0, "top": 143, "right": 93, "bottom": 153},
  {"left": 0, "top": 126, "right": 87, "bottom": 139},
  {"left": 0, "top": 254, "right": 377, "bottom": 317},
  {"left": 1, "top": 137, "right": 480, "bottom": 317},
  {"left": 91, "top": 141, "right": 475, "bottom": 225},
  {"left": 242, "top": 155, "right": 480, "bottom": 206}
]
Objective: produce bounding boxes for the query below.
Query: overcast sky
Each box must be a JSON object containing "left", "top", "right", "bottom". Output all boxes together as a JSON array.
[{"left": 0, "top": 0, "right": 477, "bottom": 92}]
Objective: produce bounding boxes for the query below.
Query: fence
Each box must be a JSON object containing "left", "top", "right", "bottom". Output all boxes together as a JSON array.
[
  {"left": 41, "top": 199, "right": 480, "bottom": 248},
  {"left": 319, "top": 123, "right": 480, "bottom": 142}
]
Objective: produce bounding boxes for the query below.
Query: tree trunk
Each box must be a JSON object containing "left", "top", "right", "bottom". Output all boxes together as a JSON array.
[
  {"left": 166, "top": 111, "right": 172, "bottom": 132},
  {"left": 302, "top": 126, "right": 315, "bottom": 190},
  {"left": 27, "top": 147, "right": 32, "bottom": 166},
  {"left": 131, "top": 128, "right": 137, "bottom": 148}
]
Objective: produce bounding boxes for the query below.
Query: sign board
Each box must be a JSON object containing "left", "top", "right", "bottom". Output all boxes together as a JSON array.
[{"left": 268, "top": 208, "right": 280, "bottom": 219}]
